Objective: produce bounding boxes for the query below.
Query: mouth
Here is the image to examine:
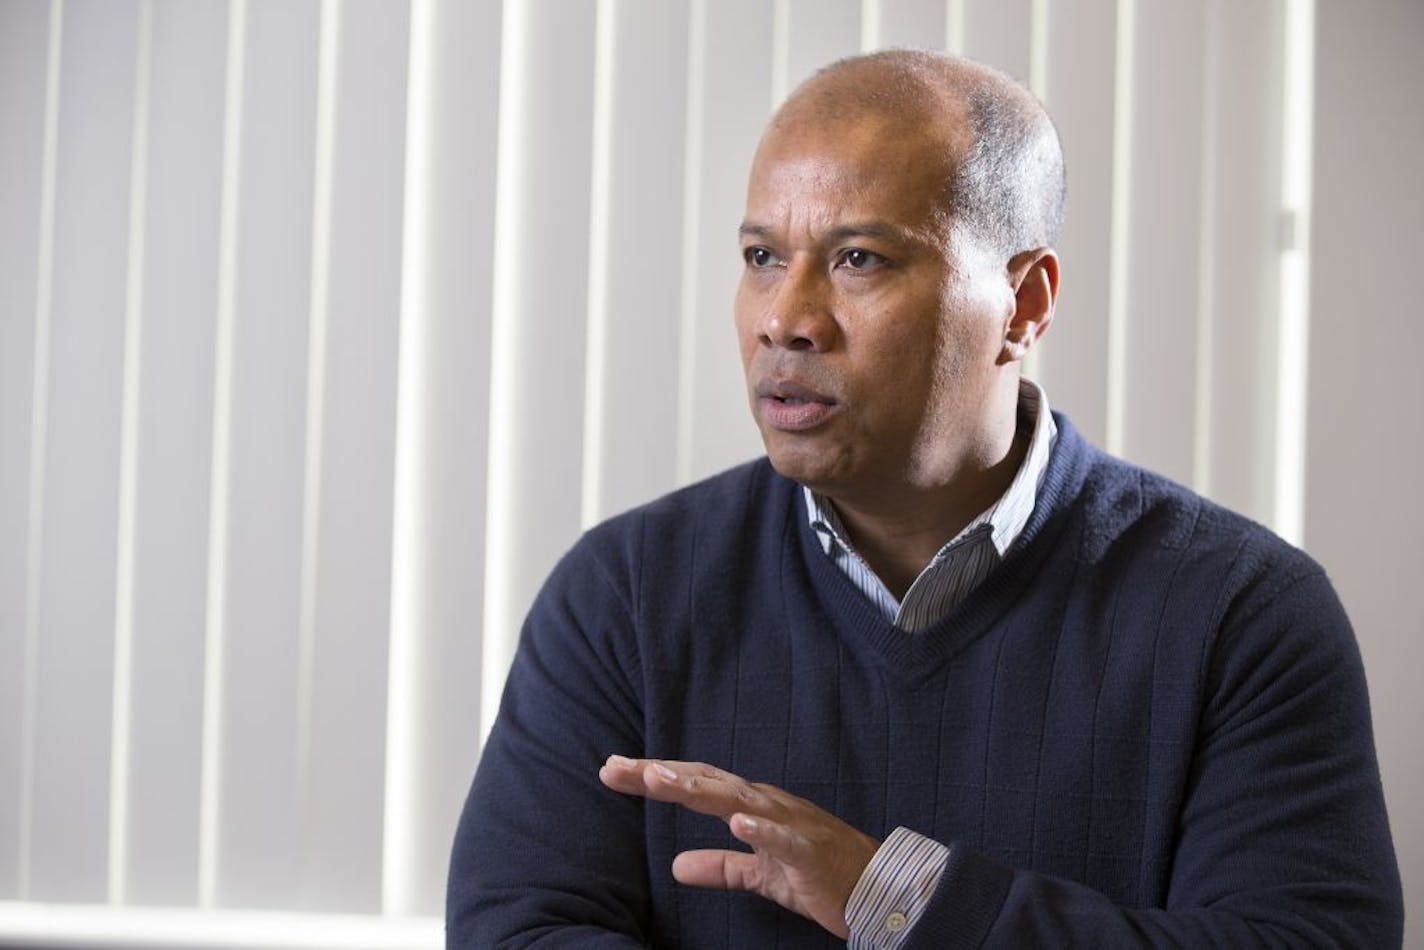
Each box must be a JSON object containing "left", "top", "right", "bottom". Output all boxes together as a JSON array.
[{"left": 754, "top": 379, "right": 838, "bottom": 431}]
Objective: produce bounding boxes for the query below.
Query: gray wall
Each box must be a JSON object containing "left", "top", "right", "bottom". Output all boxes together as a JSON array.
[{"left": 1309, "top": 0, "right": 1424, "bottom": 943}]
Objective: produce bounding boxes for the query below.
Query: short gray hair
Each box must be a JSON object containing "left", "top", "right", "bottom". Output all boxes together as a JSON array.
[{"left": 951, "top": 78, "right": 1066, "bottom": 256}]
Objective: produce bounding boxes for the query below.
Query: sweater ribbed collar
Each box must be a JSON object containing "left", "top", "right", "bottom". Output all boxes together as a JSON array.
[{"left": 778, "top": 412, "right": 1092, "bottom": 682}]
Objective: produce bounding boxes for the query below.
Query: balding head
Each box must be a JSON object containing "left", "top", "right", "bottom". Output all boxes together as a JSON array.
[{"left": 768, "top": 50, "right": 1065, "bottom": 260}]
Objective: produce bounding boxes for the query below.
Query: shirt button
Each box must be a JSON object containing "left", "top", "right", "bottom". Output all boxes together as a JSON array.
[{"left": 885, "top": 911, "right": 908, "bottom": 932}]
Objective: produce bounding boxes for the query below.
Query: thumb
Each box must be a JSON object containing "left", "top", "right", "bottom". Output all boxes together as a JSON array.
[{"left": 671, "top": 848, "right": 762, "bottom": 891}]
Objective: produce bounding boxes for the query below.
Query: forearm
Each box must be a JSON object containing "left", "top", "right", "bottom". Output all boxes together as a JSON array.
[
  {"left": 902, "top": 844, "right": 1370, "bottom": 949},
  {"left": 447, "top": 543, "right": 652, "bottom": 947},
  {"left": 447, "top": 729, "right": 651, "bottom": 947}
]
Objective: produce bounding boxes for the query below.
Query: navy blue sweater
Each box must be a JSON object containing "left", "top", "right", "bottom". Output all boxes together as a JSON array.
[{"left": 448, "top": 415, "right": 1402, "bottom": 947}]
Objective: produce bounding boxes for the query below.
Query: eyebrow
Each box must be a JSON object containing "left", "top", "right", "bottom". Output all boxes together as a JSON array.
[{"left": 737, "top": 221, "right": 917, "bottom": 244}]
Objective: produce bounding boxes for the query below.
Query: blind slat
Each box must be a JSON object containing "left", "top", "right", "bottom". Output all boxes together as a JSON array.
[
  {"left": 384, "top": 0, "right": 501, "bottom": 919},
  {"left": 963, "top": 0, "right": 1033, "bottom": 83},
  {"left": 587, "top": 0, "right": 690, "bottom": 523},
  {"left": 123, "top": 0, "right": 227, "bottom": 908},
  {"left": 873, "top": 0, "right": 947, "bottom": 50},
  {"left": 681, "top": 0, "right": 775, "bottom": 485},
  {"left": 1201, "top": 0, "right": 1285, "bottom": 524},
  {"left": 785, "top": 0, "right": 861, "bottom": 91},
  {"left": 0, "top": 0, "right": 53, "bottom": 902},
  {"left": 214, "top": 0, "right": 321, "bottom": 910},
  {"left": 480, "top": 0, "right": 598, "bottom": 736},
  {"left": 1119, "top": 0, "right": 1209, "bottom": 486},
  {"left": 1037, "top": 0, "right": 1118, "bottom": 446},
  {"left": 29, "top": 0, "right": 141, "bottom": 903},
  {"left": 298, "top": 0, "right": 411, "bottom": 914}
]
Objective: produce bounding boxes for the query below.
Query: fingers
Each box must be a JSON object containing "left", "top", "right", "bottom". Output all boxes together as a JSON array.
[
  {"left": 729, "top": 811, "right": 803, "bottom": 862},
  {"left": 671, "top": 810, "right": 806, "bottom": 889},
  {"left": 602, "top": 757, "right": 873, "bottom": 941},
  {"left": 599, "top": 755, "right": 778, "bottom": 821},
  {"left": 671, "top": 847, "right": 761, "bottom": 891},
  {"left": 597, "top": 754, "right": 651, "bottom": 794},
  {"left": 667, "top": 815, "right": 791, "bottom": 892}
]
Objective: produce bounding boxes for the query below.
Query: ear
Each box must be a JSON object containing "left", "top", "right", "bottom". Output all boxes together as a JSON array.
[{"left": 998, "top": 248, "right": 1060, "bottom": 365}]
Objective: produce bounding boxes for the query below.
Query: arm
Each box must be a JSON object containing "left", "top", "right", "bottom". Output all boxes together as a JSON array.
[
  {"left": 599, "top": 570, "right": 1402, "bottom": 948},
  {"left": 446, "top": 543, "right": 649, "bottom": 948},
  {"left": 903, "top": 568, "right": 1401, "bottom": 948}
]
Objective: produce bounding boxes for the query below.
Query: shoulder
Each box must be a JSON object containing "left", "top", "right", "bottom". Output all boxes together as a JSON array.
[
  {"left": 1057, "top": 418, "right": 1350, "bottom": 669},
  {"left": 1054, "top": 417, "right": 1321, "bottom": 590},
  {"left": 1047, "top": 417, "right": 1340, "bottom": 659},
  {"left": 558, "top": 456, "right": 793, "bottom": 588},
  {"left": 1050, "top": 419, "right": 1363, "bottom": 730}
]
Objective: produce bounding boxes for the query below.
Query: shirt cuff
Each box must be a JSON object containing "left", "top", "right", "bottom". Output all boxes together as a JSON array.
[{"left": 844, "top": 827, "right": 950, "bottom": 949}]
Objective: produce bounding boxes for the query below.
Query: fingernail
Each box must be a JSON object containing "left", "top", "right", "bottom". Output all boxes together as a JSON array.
[
  {"left": 654, "top": 763, "right": 678, "bottom": 781},
  {"left": 607, "top": 754, "right": 637, "bottom": 768},
  {"left": 737, "top": 815, "right": 759, "bottom": 832}
]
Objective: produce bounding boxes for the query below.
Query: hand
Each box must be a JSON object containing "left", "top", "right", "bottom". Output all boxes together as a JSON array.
[{"left": 598, "top": 754, "right": 880, "bottom": 939}]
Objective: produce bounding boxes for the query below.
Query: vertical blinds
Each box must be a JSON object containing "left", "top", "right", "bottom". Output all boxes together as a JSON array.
[{"left": 0, "top": 0, "right": 1311, "bottom": 931}]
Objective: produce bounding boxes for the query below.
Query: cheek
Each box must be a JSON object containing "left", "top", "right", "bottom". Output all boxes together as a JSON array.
[
  {"left": 853, "top": 334, "right": 942, "bottom": 422},
  {"left": 932, "top": 291, "right": 1005, "bottom": 370},
  {"left": 732, "top": 283, "right": 759, "bottom": 363}
]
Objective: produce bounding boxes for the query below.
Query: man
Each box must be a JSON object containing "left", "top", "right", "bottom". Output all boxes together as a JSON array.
[{"left": 448, "top": 50, "right": 1402, "bottom": 947}]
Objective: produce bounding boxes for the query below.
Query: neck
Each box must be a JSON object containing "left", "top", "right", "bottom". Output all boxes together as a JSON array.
[{"left": 825, "top": 423, "right": 1029, "bottom": 600}]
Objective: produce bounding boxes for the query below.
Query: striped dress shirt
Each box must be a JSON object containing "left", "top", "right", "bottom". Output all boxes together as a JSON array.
[{"left": 807, "top": 379, "right": 1057, "bottom": 948}]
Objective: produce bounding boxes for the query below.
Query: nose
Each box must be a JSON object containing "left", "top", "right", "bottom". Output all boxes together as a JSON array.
[{"left": 758, "top": 262, "right": 835, "bottom": 352}]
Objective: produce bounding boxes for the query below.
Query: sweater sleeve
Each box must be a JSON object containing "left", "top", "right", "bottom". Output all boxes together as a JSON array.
[
  {"left": 446, "top": 538, "right": 650, "bottom": 948},
  {"left": 898, "top": 567, "right": 1403, "bottom": 949}
]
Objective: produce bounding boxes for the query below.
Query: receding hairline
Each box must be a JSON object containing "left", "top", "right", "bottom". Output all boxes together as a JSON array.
[
  {"left": 773, "top": 51, "right": 983, "bottom": 127},
  {"left": 762, "top": 49, "right": 1067, "bottom": 255}
]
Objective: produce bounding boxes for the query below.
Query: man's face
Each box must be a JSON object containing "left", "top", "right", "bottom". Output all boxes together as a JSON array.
[{"left": 735, "top": 112, "right": 1016, "bottom": 498}]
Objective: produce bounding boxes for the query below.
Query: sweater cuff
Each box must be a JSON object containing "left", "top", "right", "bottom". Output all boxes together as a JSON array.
[{"left": 845, "top": 827, "right": 949, "bottom": 949}]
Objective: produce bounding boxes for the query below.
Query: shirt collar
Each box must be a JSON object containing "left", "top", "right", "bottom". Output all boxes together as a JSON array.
[{"left": 804, "top": 378, "right": 1057, "bottom": 560}]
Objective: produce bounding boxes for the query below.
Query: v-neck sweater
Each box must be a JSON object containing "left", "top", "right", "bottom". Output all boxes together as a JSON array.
[{"left": 448, "top": 413, "right": 1402, "bottom": 948}]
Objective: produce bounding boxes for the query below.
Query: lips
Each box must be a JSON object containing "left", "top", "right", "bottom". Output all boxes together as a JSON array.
[{"left": 755, "top": 378, "right": 838, "bottom": 432}]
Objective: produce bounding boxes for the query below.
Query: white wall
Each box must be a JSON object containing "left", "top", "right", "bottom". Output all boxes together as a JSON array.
[{"left": 0, "top": 0, "right": 1417, "bottom": 945}]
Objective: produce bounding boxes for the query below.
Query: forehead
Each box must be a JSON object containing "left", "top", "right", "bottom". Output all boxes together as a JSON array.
[{"left": 744, "top": 113, "right": 960, "bottom": 235}]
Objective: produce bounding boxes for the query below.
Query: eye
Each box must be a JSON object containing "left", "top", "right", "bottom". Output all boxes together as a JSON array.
[
  {"left": 839, "top": 248, "right": 886, "bottom": 271},
  {"left": 744, "top": 246, "right": 780, "bottom": 268}
]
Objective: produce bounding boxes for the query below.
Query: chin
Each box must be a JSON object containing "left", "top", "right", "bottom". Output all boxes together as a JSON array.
[{"left": 763, "top": 441, "right": 845, "bottom": 493}]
